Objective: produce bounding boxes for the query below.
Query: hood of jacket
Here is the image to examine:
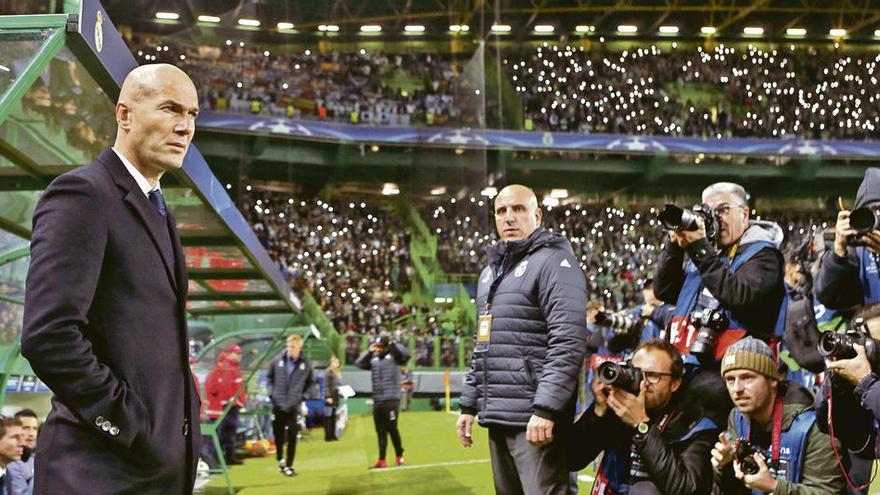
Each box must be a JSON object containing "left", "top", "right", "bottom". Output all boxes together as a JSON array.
[
  {"left": 739, "top": 220, "right": 784, "bottom": 249},
  {"left": 780, "top": 381, "right": 814, "bottom": 430},
  {"left": 855, "top": 167, "right": 880, "bottom": 209}
]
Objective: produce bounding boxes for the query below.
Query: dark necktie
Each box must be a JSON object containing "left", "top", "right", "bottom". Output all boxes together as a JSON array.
[{"left": 148, "top": 189, "right": 167, "bottom": 217}]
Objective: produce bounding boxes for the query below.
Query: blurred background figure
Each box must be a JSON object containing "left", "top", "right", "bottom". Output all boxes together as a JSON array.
[
  {"left": 205, "top": 345, "right": 247, "bottom": 466},
  {"left": 323, "top": 356, "right": 342, "bottom": 442}
]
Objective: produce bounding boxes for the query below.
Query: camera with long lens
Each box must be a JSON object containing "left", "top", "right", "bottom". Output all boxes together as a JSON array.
[
  {"left": 658, "top": 203, "right": 721, "bottom": 243},
  {"left": 597, "top": 361, "right": 643, "bottom": 395},
  {"left": 734, "top": 438, "right": 761, "bottom": 475},
  {"left": 689, "top": 308, "right": 730, "bottom": 359},
  {"left": 595, "top": 311, "right": 644, "bottom": 335},
  {"left": 818, "top": 327, "right": 880, "bottom": 370},
  {"left": 848, "top": 205, "right": 880, "bottom": 245}
]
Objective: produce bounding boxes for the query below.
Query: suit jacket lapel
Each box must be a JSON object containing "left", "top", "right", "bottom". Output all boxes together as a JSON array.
[{"left": 97, "top": 148, "right": 178, "bottom": 293}]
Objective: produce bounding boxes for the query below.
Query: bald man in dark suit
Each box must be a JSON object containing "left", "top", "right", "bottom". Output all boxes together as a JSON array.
[{"left": 22, "top": 64, "right": 201, "bottom": 494}]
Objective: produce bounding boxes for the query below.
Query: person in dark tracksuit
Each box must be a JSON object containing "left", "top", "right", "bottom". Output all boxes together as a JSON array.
[
  {"left": 356, "top": 333, "right": 410, "bottom": 468},
  {"left": 267, "top": 334, "right": 314, "bottom": 477},
  {"left": 457, "top": 184, "right": 588, "bottom": 495},
  {"left": 323, "top": 356, "right": 342, "bottom": 441}
]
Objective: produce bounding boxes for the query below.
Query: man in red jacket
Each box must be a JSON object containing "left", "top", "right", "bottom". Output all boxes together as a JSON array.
[{"left": 206, "top": 345, "right": 247, "bottom": 465}]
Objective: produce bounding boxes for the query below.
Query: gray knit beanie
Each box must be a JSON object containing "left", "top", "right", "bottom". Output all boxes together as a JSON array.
[{"left": 720, "top": 337, "right": 781, "bottom": 380}]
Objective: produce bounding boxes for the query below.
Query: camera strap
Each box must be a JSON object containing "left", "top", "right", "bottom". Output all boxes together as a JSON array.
[
  {"left": 827, "top": 393, "right": 877, "bottom": 492},
  {"left": 747, "top": 396, "right": 784, "bottom": 465},
  {"left": 770, "top": 396, "right": 784, "bottom": 464}
]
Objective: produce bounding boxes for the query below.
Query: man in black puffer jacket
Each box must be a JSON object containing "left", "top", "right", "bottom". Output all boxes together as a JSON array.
[
  {"left": 356, "top": 333, "right": 410, "bottom": 469},
  {"left": 267, "top": 334, "right": 314, "bottom": 477},
  {"left": 456, "top": 184, "right": 588, "bottom": 495}
]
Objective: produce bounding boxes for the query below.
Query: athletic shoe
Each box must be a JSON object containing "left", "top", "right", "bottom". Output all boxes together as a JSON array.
[
  {"left": 278, "top": 460, "right": 286, "bottom": 470},
  {"left": 395, "top": 456, "right": 404, "bottom": 466},
  {"left": 370, "top": 459, "right": 387, "bottom": 469},
  {"left": 281, "top": 466, "right": 297, "bottom": 477}
]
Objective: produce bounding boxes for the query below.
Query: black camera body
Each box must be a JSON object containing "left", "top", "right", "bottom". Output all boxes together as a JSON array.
[
  {"left": 818, "top": 329, "right": 880, "bottom": 370},
  {"left": 595, "top": 311, "right": 643, "bottom": 335},
  {"left": 658, "top": 203, "right": 721, "bottom": 243},
  {"left": 597, "top": 361, "right": 643, "bottom": 395},
  {"left": 734, "top": 438, "right": 761, "bottom": 475},
  {"left": 689, "top": 308, "right": 730, "bottom": 359}
]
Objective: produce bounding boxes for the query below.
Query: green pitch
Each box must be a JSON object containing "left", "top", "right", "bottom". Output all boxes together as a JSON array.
[
  {"left": 202, "top": 410, "right": 880, "bottom": 494},
  {"left": 202, "top": 410, "right": 595, "bottom": 494}
]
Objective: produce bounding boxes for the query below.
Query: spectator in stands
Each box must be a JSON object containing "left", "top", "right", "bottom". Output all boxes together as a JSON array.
[
  {"left": 133, "top": 38, "right": 880, "bottom": 140},
  {"left": 7, "top": 410, "right": 36, "bottom": 495},
  {"left": 357, "top": 332, "right": 410, "bottom": 468},
  {"left": 0, "top": 417, "right": 22, "bottom": 493},
  {"left": 267, "top": 334, "right": 314, "bottom": 477},
  {"left": 205, "top": 345, "right": 247, "bottom": 466},
  {"left": 457, "top": 184, "right": 588, "bottom": 494},
  {"left": 323, "top": 357, "right": 341, "bottom": 441},
  {"left": 400, "top": 368, "right": 414, "bottom": 412}
]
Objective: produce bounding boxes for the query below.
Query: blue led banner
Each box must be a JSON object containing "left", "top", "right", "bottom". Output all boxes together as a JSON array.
[{"left": 197, "top": 111, "right": 880, "bottom": 160}]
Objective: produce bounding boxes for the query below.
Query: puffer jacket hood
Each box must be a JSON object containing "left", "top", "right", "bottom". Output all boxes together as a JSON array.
[
  {"left": 740, "top": 220, "right": 784, "bottom": 249},
  {"left": 855, "top": 167, "right": 880, "bottom": 209}
]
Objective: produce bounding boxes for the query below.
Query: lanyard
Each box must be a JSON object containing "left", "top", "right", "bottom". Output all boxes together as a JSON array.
[
  {"left": 486, "top": 252, "right": 511, "bottom": 311},
  {"left": 747, "top": 396, "right": 785, "bottom": 464}
]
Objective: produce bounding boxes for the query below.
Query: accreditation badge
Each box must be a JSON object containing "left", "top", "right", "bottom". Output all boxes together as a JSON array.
[{"left": 477, "top": 314, "right": 492, "bottom": 343}]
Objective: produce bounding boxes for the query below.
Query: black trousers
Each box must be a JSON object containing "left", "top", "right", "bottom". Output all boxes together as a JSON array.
[
  {"left": 218, "top": 406, "right": 240, "bottom": 459},
  {"left": 373, "top": 399, "right": 403, "bottom": 460},
  {"left": 272, "top": 408, "right": 299, "bottom": 467},
  {"left": 324, "top": 406, "right": 337, "bottom": 441}
]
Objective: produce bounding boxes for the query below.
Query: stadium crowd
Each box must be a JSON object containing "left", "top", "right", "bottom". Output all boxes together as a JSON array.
[
  {"left": 130, "top": 37, "right": 880, "bottom": 140},
  {"left": 241, "top": 189, "right": 830, "bottom": 336},
  {"left": 130, "top": 39, "right": 479, "bottom": 127},
  {"left": 241, "top": 192, "right": 413, "bottom": 333}
]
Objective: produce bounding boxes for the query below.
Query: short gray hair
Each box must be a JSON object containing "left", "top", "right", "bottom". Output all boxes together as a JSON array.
[{"left": 702, "top": 182, "right": 747, "bottom": 207}]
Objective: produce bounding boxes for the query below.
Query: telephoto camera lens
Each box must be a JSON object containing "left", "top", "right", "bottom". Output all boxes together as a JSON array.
[
  {"left": 818, "top": 331, "right": 860, "bottom": 360},
  {"left": 597, "top": 361, "right": 643, "bottom": 395},
  {"left": 849, "top": 206, "right": 880, "bottom": 235},
  {"left": 594, "top": 311, "right": 643, "bottom": 335},
  {"left": 658, "top": 204, "right": 700, "bottom": 231}
]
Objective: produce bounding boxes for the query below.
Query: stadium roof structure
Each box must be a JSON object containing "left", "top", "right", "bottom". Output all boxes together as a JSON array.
[
  {"left": 0, "top": 1, "right": 300, "bottom": 318},
  {"left": 92, "top": 0, "right": 880, "bottom": 44}
]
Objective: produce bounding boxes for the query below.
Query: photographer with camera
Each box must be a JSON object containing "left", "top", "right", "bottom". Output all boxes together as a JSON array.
[
  {"left": 595, "top": 280, "right": 673, "bottom": 356},
  {"left": 814, "top": 302, "right": 880, "bottom": 493},
  {"left": 356, "top": 332, "right": 411, "bottom": 469},
  {"left": 711, "top": 338, "right": 845, "bottom": 495},
  {"left": 655, "top": 182, "right": 785, "bottom": 425},
  {"left": 816, "top": 168, "right": 880, "bottom": 310},
  {"left": 570, "top": 339, "right": 719, "bottom": 495}
]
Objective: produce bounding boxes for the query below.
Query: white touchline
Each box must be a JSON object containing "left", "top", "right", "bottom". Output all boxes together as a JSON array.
[{"left": 369, "top": 458, "right": 491, "bottom": 473}]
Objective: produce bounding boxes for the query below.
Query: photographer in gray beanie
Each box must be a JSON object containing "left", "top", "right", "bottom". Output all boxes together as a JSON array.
[{"left": 711, "top": 338, "right": 844, "bottom": 495}]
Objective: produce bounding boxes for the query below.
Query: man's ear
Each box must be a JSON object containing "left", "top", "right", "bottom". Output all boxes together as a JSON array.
[
  {"left": 115, "top": 102, "right": 132, "bottom": 131},
  {"left": 535, "top": 207, "right": 543, "bottom": 225}
]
